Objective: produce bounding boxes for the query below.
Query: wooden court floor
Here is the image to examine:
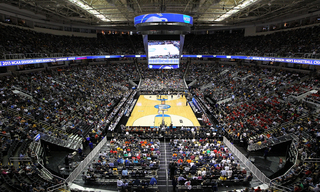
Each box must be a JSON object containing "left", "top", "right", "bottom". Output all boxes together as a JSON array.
[{"left": 126, "top": 95, "right": 200, "bottom": 127}]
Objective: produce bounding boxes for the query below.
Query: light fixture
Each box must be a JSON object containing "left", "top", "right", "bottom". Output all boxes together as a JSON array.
[
  {"left": 215, "top": 0, "right": 260, "bottom": 21},
  {"left": 67, "top": 0, "right": 110, "bottom": 21}
]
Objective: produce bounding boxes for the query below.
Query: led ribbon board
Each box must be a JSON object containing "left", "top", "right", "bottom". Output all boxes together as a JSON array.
[
  {"left": 2, "top": 55, "right": 320, "bottom": 67},
  {"left": 181, "top": 55, "right": 320, "bottom": 65},
  {"left": 134, "top": 13, "right": 193, "bottom": 26},
  {"left": 0, "top": 55, "right": 146, "bottom": 67}
]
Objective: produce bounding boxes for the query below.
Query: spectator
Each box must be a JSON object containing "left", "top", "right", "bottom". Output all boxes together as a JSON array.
[
  {"left": 178, "top": 174, "right": 186, "bottom": 182},
  {"left": 89, "top": 141, "right": 94, "bottom": 151},
  {"left": 117, "top": 177, "right": 124, "bottom": 187},
  {"left": 122, "top": 169, "right": 128, "bottom": 176},
  {"left": 149, "top": 176, "right": 157, "bottom": 185}
]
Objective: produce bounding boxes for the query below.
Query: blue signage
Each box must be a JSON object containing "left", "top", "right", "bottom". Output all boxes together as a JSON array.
[
  {"left": 134, "top": 13, "right": 193, "bottom": 26},
  {"left": 1, "top": 54, "right": 320, "bottom": 67},
  {"left": 0, "top": 55, "right": 146, "bottom": 67},
  {"left": 181, "top": 55, "right": 320, "bottom": 65},
  {"left": 148, "top": 64, "right": 179, "bottom": 69},
  {"left": 34, "top": 133, "right": 41, "bottom": 141}
]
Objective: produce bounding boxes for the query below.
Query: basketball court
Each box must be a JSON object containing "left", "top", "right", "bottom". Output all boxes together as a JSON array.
[{"left": 126, "top": 95, "right": 200, "bottom": 127}]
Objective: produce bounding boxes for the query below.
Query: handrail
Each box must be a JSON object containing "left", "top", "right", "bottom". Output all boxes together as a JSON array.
[
  {"left": 126, "top": 99, "right": 137, "bottom": 117},
  {"left": 39, "top": 163, "right": 65, "bottom": 181},
  {"left": 39, "top": 132, "right": 81, "bottom": 150},
  {"left": 29, "top": 140, "right": 66, "bottom": 192},
  {"left": 40, "top": 162, "right": 66, "bottom": 192},
  {"left": 197, "top": 95, "right": 213, "bottom": 114},
  {"left": 47, "top": 183, "right": 65, "bottom": 192},
  {"left": 183, "top": 60, "right": 190, "bottom": 79},
  {"left": 137, "top": 78, "right": 142, "bottom": 89},
  {"left": 183, "top": 61, "right": 190, "bottom": 89},
  {"left": 34, "top": 140, "right": 42, "bottom": 160},
  {"left": 268, "top": 184, "right": 292, "bottom": 192},
  {"left": 109, "top": 91, "right": 136, "bottom": 131},
  {"left": 183, "top": 78, "right": 188, "bottom": 89},
  {"left": 134, "top": 59, "right": 142, "bottom": 78},
  {"left": 107, "top": 91, "right": 133, "bottom": 131},
  {"left": 301, "top": 131, "right": 314, "bottom": 143},
  {"left": 247, "top": 134, "right": 294, "bottom": 151},
  {"left": 65, "top": 136, "right": 108, "bottom": 184},
  {"left": 223, "top": 136, "right": 271, "bottom": 184},
  {"left": 0, "top": 132, "right": 10, "bottom": 137},
  {"left": 304, "top": 158, "right": 320, "bottom": 163},
  {"left": 269, "top": 139, "right": 298, "bottom": 191},
  {"left": 9, "top": 157, "right": 32, "bottom": 162}
]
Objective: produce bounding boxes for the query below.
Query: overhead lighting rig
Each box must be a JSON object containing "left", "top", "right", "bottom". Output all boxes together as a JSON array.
[
  {"left": 215, "top": 0, "right": 260, "bottom": 21},
  {"left": 67, "top": 0, "right": 111, "bottom": 22}
]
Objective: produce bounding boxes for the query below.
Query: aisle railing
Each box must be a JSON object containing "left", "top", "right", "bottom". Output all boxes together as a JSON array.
[
  {"left": 223, "top": 136, "right": 271, "bottom": 185},
  {"left": 247, "top": 134, "right": 294, "bottom": 151},
  {"left": 39, "top": 132, "right": 81, "bottom": 150},
  {"left": 269, "top": 138, "right": 298, "bottom": 192},
  {"left": 65, "top": 136, "right": 108, "bottom": 184},
  {"left": 47, "top": 136, "right": 108, "bottom": 191},
  {"left": 304, "top": 158, "right": 320, "bottom": 163}
]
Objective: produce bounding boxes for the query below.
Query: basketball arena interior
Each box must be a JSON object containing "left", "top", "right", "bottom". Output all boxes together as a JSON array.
[{"left": 0, "top": 0, "right": 320, "bottom": 192}]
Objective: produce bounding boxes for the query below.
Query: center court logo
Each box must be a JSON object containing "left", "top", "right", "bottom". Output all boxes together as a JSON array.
[
  {"left": 146, "top": 16, "right": 168, "bottom": 22},
  {"left": 183, "top": 15, "right": 191, "bottom": 23}
]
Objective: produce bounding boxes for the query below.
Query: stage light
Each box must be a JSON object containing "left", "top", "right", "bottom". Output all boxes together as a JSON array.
[
  {"left": 67, "top": 0, "right": 110, "bottom": 22},
  {"left": 215, "top": 0, "right": 260, "bottom": 21}
]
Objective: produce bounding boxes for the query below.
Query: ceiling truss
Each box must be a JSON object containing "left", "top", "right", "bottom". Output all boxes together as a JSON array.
[{"left": 3, "top": 0, "right": 320, "bottom": 29}]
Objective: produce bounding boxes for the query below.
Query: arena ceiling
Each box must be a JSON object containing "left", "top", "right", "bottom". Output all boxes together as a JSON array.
[{"left": 4, "top": 0, "right": 320, "bottom": 30}]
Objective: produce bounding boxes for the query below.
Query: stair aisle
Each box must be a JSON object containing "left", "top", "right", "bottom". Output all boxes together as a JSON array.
[
  {"left": 158, "top": 140, "right": 174, "bottom": 192},
  {"left": 73, "top": 142, "right": 110, "bottom": 185}
]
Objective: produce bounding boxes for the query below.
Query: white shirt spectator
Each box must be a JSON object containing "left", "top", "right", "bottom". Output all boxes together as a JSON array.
[
  {"left": 227, "top": 170, "right": 233, "bottom": 177},
  {"left": 117, "top": 179, "right": 124, "bottom": 187}
]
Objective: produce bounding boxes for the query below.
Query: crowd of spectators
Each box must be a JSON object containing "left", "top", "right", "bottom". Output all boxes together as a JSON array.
[
  {"left": 0, "top": 108, "right": 64, "bottom": 191},
  {"left": 185, "top": 63, "right": 320, "bottom": 191},
  {"left": 1, "top": 22, "right": 320, "bottom": 60},
  {"left": 245, "top": 112, "right": 320, "bottom": 154},
  {"left": 183, "top": 25, "right": 320, "bottom": 57},
  {"left": 2, "top": 21, "right": 320, "bottom": 192},
  {"left": 0, "top": 160, "right": 64, "bottom": 192},
  {"left": 306, "top": 90, "right": 320, "bottom": 104},
  {"left": 185, "top": 62, "right": 225, "bottom": 88},
  {"left": 122, "top": 125, "right": 220, "bottom": 139},
  {"left": 0, "top": 63, "right": 143, "bottom": 191},
  {"left": 163, "top": 126, "right": 219, "bottom": 139},
  {"left": 0, "top": 24, "right": 144, "bottom": 59},
  {"left": 1, "top": 64, "right": 137, "bottom": 135},
  {"left": 185, "top": 63, "right": 317, "bottom": 148},
  {"left": 272, "top": 162, "right": 320, "bottom": 192},
  {"left": 271, "top": 119, "right": 320, "bottom": 191},
  {"left": 168, "top": 138, "right": 253, "bottom": 191},
  {"left": 81, "top": 133, "right": 160, "bottom": 190},
  {"left": 130, "top": 35, "right": 144, "bottom": 54},
  {"left": 138, "top": 63, "right": 187, "bottom": 90}
]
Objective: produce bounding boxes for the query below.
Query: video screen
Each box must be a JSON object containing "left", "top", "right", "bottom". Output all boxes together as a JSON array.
[
  {"left": 148, "top": 64, "right": 179, "bottom": 69},
  {"left": 148, "top": 40, "right": 180, "bottom": 67}
]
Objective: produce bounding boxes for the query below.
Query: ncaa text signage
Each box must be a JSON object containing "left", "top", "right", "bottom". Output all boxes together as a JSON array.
[{"left": 1, "top": 55, "right": 320, "bottom": 67}]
